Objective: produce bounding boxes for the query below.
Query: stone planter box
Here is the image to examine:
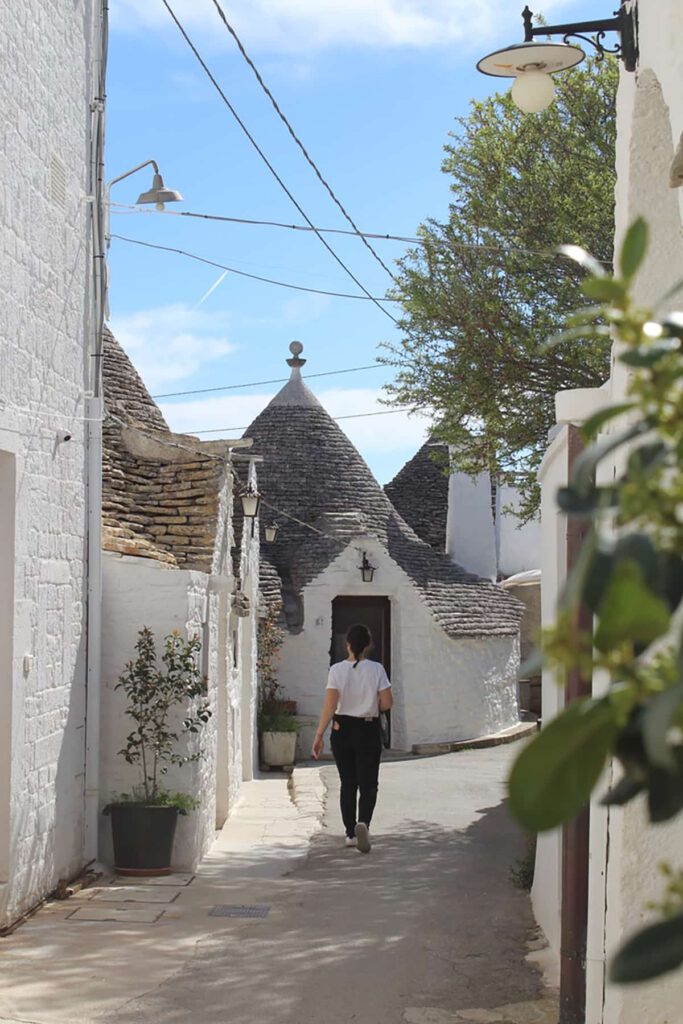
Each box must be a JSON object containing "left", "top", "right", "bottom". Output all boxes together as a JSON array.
[{"left": 261, "top": 730, "right": 297, "bottom": 767}]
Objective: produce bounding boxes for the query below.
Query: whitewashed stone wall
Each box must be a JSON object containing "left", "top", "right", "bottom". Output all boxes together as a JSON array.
[
  {"left": 0, "top": 0, "right": 98, "bottom": 928},
  {"left": 276, "top": 537, "right": 520, "bottom": 754},
  {"left": 100, "top": 555, "right": 219, "bottom": 871},
  {"left": 446, "top": 470, "right": 540, "bottom": 580},
  {"left": 590, "top": 3, "right": 683, "bottom": 1020},
  {"left": 534, "top": 4, "right": 683, "bottom": 1018}
]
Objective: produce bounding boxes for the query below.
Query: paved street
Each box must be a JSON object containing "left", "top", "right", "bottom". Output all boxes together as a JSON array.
[{"left": 0, "top": 745, "right": 556, "bottom": 1024}]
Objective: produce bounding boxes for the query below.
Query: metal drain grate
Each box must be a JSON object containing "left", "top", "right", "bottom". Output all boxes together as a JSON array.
[{"left": 208, "top": 904, "right": 271, "bottom": 919}]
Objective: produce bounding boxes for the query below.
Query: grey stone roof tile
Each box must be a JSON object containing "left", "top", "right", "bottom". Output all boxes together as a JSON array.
[
  {"left": 384, "top": 439, "right": 449, "bottom": 551},
  {"left": 242, "top": 356, "right": 522, "bottom": 639}
]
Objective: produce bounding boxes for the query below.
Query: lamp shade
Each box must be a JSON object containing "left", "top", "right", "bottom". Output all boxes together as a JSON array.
[
  {"left": 511, "top": 70, "right": 556, "bottom": 113},
  {"left": 264, "top": 523, "right": 279, "bottom": 543},
  {"left": 136, "top": 172, "right": 183, "bottom": 210},
  {"left": 240, "top": 488, "right": 261, "bottom": 518}
]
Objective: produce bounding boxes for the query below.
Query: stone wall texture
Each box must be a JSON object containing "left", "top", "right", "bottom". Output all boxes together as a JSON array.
[
  {"left": 0, "top": 0, "right": 97, "bottom": 927},
  {"left": 276, "top": 536, "right": 520, "bottom": 754}
]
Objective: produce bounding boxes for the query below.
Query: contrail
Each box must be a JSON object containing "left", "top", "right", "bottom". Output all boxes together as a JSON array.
[{"left": 196, "top": 269, "right": 229, "bottom": 307}]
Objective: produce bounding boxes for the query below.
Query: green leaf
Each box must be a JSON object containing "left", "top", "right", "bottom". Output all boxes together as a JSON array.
[
  {"left": 620, "top": 340, "right": 680, "bottom": 367},
  {"left": 643, "top": 684, "right": 683, "bottom": 772},
  {"left": 519, "top": 646, "right": 544, "bottom": 679},
  {"left": 559, "top": 485, "right": 620, "bottom": 517},
  {"left": 572, "top": 420, "right": 651, "bottom": 495},
  {"left": 648, "top": 766, "right": 683, "bottom": 823},
  {"left": 582, "top": 547, "right": 615, "bottom": 613},
  {"left": 581, "top": 277, "right": 627, "bottom": 304},
  {"left": 611, "top": 913, "right": 683, "bottom": 983},
  {"left": 581, "top": 402, "right": 637, "bottom": 440},
  {"left": 508, "top": 697, "right": 618, "bottom": 832},
  {"left": 594, "top": 560, "right": 671, "bottom": 653},
  {"left": 619, "top": 218, "right": 648, "bottom": 281},
  {"left": 601, "top": 775, "right": 645, "bottom": 806}
]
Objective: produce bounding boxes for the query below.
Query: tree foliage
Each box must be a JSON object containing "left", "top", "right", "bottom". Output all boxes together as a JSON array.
[
  {"left": 508, "top": 221, "right": 683, "bottom": 982},
  {"left": 382, "top": 58, "right": 618, "bottom": 520},
  {"left": 115, "top": 627, "right": 212, "bottom": 805}
]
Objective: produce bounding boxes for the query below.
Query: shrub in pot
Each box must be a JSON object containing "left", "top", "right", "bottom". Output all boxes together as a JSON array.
[
  {"left": 104, "top": 627, "right": 212, "bottom": 875},
  {"left": 258, "top": 709, "right": 299, "bottom": 768}
]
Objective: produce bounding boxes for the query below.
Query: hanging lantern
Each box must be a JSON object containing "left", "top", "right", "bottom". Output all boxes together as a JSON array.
[
  {"left": 359, "top": 552, "right": 376, "bottom": 583},
  {"left": 240, "top": 485, "right": 261, "bottom": 519},
  {"left": 264, "top": 522, "right": 279, "bottom": 543}
]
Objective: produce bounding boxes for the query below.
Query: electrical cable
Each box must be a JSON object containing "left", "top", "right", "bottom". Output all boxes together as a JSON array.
[
  {"left": 158, "top": 0, "right": 400, "bottom": 325},
  {"left": 151, "top": 363, "right": 384, "bottom": 400},
  {"left": 183, "top": 407, "right": 418, "bottom": 435},
  {"left": 111, "top": 233, "right": 399, "bottom": 302},
  {"left": 110, "top": 203, "right": 579, "bottom": 258},
  {"left": 207, "top": 0, "right": 398, "bottom": 285}
]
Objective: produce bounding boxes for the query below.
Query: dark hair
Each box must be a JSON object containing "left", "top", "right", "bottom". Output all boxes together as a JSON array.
[{"left": 346, "top": 623, "right": 371, "bottom": 668}]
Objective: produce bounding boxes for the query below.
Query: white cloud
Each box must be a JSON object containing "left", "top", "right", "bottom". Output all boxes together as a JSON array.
[
  {"left": 108, "top": 303, "right": 235, "bottom": 391},
  {"left": 111, "top": 0, "right": 577, "bottom": 53},
  {"left": 159, "top": 385, "right": 432, "bottom": 463}
]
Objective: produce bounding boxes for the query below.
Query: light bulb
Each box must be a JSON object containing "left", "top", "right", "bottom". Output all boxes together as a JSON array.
[
  {"left": 510, "top": 70, "right": 555, "bottom": 113},
  {"left": 156, "top": 201, "right": 165, "bottom": 212}
]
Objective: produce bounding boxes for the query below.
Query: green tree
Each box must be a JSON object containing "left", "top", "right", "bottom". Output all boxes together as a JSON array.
[{"left": 382, "top": 58, "right": 618, "bottom": 520}]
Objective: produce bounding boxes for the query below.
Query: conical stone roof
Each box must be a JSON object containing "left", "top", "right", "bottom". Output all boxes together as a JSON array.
[
  {"left": 384, "top": 438, "right": 449, "bottom": 551},
  {"left": 243, "top": 344, "right": 522, "bottom": 638}
]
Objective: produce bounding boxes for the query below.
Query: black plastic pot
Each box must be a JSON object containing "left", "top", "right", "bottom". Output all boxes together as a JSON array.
[{"left": 105, "top": 804, "right": 179, "bottom": 876}]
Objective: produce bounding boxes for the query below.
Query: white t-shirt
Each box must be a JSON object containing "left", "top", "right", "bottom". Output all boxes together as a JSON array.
[{"left": 326, "top": 659, "right": 391, "bottom": 718}]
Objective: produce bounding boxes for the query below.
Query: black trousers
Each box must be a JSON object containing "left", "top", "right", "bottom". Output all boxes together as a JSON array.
[{"left": 330, "top": 715, "right": 382, "bottom": 837}]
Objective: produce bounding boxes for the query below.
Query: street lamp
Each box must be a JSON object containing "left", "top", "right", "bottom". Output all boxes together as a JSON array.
[
  {"left": 477, "top": 3, "right": 638, "bottom": 113},
  {"left": 105, "top": 159, "right": 183, "bottom": 246}
]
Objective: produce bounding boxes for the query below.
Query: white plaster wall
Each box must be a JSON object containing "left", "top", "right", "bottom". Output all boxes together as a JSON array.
[
  {"left": 0, "top": 0, "right": 97, "bottom": 928},
  {"left": 446, "top": 469, "right": 540, "bottom": 580},
  {"left": 587, "top": 3, "right": 683, "bottom": 1018},
  {"left": 497, "top": 485, "right": 541, "bottom": 577},
  {"left": 100, "top": 556, "right": 219, "bottom": 871},
  {"left": 531, "top": 426, "right": 570, "bottom": 962},
  {"left": 446, "top": 469, "right": 497, "bottom": 580},
  {"left": 276, "top": 536, "right": 520, "bottom": 754}
]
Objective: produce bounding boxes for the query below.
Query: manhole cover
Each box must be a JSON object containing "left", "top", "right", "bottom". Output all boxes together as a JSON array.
[{"left": 208, "top": 905, "right": 271, "bottom": 919}]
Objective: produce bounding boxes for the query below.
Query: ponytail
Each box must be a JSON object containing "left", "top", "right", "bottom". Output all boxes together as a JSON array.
[{"left": 346, "top": 623, "right": 372, "bottom": 667}]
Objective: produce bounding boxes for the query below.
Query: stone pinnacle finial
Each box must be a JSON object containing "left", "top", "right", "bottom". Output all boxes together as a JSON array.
[{"left": 286, "top": 340, "right": 306, "bottom": 369}]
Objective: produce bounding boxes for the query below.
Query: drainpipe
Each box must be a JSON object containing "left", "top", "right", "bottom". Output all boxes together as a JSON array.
[
  {"left": 559, "top": 425, "right": 592, "bottom": 1023},
  {"left": 84, "top": 0, "right": 108, "bottom": 864}
]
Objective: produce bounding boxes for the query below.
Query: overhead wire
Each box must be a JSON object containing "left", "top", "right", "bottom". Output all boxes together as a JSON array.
[
  {"left": 158, "top": 0, "right": 400, "bottom": 325},
  {"left": 111, "top": 202, "right": 593, "bottom": 260},
  {"left": 184, "top": 407, "right": 419, "bottom": 435},
  {"left": 111, "top": 233, "right": 399, "bottom": 302},
  {"left": 104, "top": 408, "right": 373, "bottom": 553},
  {"left": 151, "top": 363, "right": 385, "bottom": 400},
  {"left": 207, "top": 0, "right": 398, "bottom": 285}
]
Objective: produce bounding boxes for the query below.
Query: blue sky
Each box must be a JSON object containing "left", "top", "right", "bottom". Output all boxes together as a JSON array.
[{"left": 107, "top": 0, "right": 605, "bottom": 484}]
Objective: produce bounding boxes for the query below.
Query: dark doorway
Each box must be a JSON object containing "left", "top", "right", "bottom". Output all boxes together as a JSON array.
[{"left": 330, "top": 596, "right": 391, "bottom": 743}]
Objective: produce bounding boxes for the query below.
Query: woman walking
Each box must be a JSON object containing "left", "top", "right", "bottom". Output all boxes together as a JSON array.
[{"left": 312, "top": 623, "right": 393, "bottom": 853}]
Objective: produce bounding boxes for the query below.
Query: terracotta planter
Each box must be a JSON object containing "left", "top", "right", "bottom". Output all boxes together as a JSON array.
[{"left": 261, "top": 730, "right": 297, "bottom": 767}]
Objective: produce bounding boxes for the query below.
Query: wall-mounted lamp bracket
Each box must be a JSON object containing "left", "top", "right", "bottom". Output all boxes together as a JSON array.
[{"left": 522, "top": 3, "right": 637, "bottom": 72}]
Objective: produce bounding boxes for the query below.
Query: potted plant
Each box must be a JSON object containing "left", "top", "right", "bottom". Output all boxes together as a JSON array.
[
  {"left": 256, "top": 610, "right": 299, "bottom": 766},
  {"left": 258, "top": 709, "right": 299, "bottom": 768},
  {"left": 104, "top": 627, "right": 212, "bottom": 876},
  {"left": 257, "top": 611, "right": 296, "bottom": 716}
]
